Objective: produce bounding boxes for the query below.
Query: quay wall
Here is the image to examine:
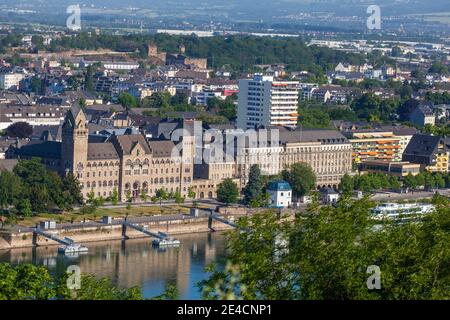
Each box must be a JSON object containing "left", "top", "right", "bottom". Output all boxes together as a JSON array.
[{"left": 0, "top": 216, "right": 235, "bottom": 250}]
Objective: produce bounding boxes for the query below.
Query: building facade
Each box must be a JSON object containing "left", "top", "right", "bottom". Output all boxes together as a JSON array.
[
  {"left": 402, "top": 134, "right": 449, "bottom": 173},
  {"left": 237, "top": 74, "right": 299, "bottom": 129},
  {"left": 236, "top": 129, "right": 353, "bottom": 189},
  {"left": 345, "top": 130, "right": 402, "bottom": 164},
  {"left": 59, "top": 107, "right": 196, "bottom": 201}
]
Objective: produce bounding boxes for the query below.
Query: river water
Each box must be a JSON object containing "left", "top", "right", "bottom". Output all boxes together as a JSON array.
[{"left": 0, "top": 232, "right": 228, "bottom": 299}]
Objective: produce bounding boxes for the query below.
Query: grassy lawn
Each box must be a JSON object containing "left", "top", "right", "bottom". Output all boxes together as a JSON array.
[{"left": 14, "top": 205, "right": 192, "bottom": 227}]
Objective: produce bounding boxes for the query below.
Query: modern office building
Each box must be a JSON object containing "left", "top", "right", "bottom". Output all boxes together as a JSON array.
[{"left": 237, "top": 74, "right": 299, "bottom": 129}]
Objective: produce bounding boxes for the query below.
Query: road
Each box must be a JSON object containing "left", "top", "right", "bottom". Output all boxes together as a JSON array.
[{"left": 371, "top": 189, "right": 450, "bottom": 202}]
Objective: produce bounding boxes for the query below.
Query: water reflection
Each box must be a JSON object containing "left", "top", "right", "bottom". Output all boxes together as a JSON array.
[{"left": 0, "top": 232, "right": 228, "bottom": 299}]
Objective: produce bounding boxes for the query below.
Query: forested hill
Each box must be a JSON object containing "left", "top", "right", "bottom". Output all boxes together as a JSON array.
[{"left": 48, "top": 33, "right": 366, "bottom": 72}]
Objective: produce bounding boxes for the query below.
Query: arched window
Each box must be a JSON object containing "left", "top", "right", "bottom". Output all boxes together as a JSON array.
[
  {"left": 108, "top": 180, "right": 113, "bottom": 186},
  {"left": 200, "top": 192, "right": 205, "bottom": 199},
  {"left": 143, "top": 159, "right": 150, "bottom": 166},
  {"left": 126, "top": 159, "right": 132, "bottom": 166},
  {"left": 86, "top": 182, "right": 91, "bottom": 188},
  {"left": 125, "top": 183, "right": 130, "bottom": 190},
  {"left": 160, "top": 178, "right": 164, "bottom": 184},
  {"left": 208, "top": 191, "right": 213, "bottom": 199},
  {"left": 92, "top": 181, "right": 96, "bottom": 188},
  {"left": 133, "top": 182, "right": 139, "bottom": 190},
  {"left": 103, "top": 181, "right": 107, "bottom": 187}
]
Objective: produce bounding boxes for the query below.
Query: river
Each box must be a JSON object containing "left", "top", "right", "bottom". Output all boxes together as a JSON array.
[{"left": 0, "top": 232, "right": 228, "bottom": 299}]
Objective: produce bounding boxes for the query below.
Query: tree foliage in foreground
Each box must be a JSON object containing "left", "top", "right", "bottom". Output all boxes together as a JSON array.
[
  {"left": 200, "top": 196, "right": 450, "bottom": 300},
  {"left": 0, "top": 264, "right": 179, "bottom": 300}
]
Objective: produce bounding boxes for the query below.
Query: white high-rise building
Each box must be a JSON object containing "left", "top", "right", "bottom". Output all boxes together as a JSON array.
[
  {"left": 0, "top": 73, "right": 25, "bottom": 90},
  {"left": 237, "top": 74, "right": 299, "bottom": 129}
]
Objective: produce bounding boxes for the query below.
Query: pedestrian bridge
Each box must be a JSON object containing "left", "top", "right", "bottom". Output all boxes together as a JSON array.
[
  {"left": 33, "top": 228, "right": 75, "bottom": 246},
  {"left": 122, "top": 221, "right": 167, "bottom": 240}
]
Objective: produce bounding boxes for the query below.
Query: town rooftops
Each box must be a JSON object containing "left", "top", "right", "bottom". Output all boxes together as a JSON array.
[{"left": 417, "top": 103, "right": 435, "bottom": 116}]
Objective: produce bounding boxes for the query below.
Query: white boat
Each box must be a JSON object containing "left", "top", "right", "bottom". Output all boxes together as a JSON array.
[
  {"left": 371, "top": 203, "right": 435, "bottom": 220},
  {"left": 58, "top": 244, "right": 89, "bottom": 254},
  {"left": 152, "top": 238, "right": 181, "bottom": 247}
]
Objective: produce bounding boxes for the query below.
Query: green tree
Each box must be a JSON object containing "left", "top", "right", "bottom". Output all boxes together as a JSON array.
[
  {"left": 403, "top": 173, "right": 417, "bottom": 190},
  {"left": 17, "top": 199, "right": 33, "bottom": 217},
  {"left": 30, "top": 76, "right": 43, "bottom": 95},
  {"left": 0, "top": 171, "right": 22, "bottom": 209},
  {"left": 339, "top": 174, "right": 354, "bottom": 195},
  {"left": 5, "top": 122, "right": 33, "bottom": 139},
  {"left": 151, "top": 283, "right": 179, "bottom": 300},
  {"left": 0, "top": 264, "right": 56, "bottom": 300},
  {"left": 174, "top": 191, "right": 185, "bottom": 204},
  {"left": 281, "top": 163, "right": 316, "bottom": 198},
  {"left": 139, "top": 189, "right": 148, "bottom": 202},
  {"left": 243, "top": 165, "right": 263, "bottom": 205},
  {"left": 434, "top": 174, "right": 446, "bottom": 189},
  {"left": 201, "top": 197, "right": 450, "bottom": 300},
  {"left": 155, "top": 189, "right": 168, "bottom": 205},
  {"left": 118, "top": 92, "right": 138, "bottom": 110},
  {"left": 110, "top": 188, "right": 119, "bottom": 205},
  {"left": 216, "top": 179, "right": 239, "bottom": 204},
  {"left": 389, "top": 176, "right": 401, "bottom": 192},
  {"left": 84, "top": 65, "right": 94, "bottom": 92},
  {"left": 188, "top": 187, "right": 196, "bottom": 200}
]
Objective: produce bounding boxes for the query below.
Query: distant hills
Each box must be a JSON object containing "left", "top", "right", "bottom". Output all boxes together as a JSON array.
[{"left": 2, "top": 0, "right": 450, "bottom": 16}]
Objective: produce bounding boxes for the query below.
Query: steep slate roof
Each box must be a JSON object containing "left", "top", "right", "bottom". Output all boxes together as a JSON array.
[
  {"left": 147, "top": 140, "right": 177, "bottom": 158},
  {"left": 268, "top": 181, "right": 292, "bottom": 191},
  {"left": 279, "top": 129, "right": 349, "bottom": 144},
  {"left": 402, "top": 134, "right": 447, "bottom": 165},
  {"left": 87, "top": 143, "right": 119, "bottom": 160},
  {"left": 115, "top": 134, "right": 151, "bottom": 155},
  {"left": 403, "top": 134, "right": 443, "bottom": 156},
  {"left": 17, "top": 141, "right": 61, "bottom": 159}
]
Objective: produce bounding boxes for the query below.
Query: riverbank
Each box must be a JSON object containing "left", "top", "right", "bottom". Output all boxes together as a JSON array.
[{"left": 0, "top": 213, "right": 239, "bottom": 250}]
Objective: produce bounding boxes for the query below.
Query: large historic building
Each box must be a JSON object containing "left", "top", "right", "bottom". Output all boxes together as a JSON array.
[
  {"left": 235, "top": 128, "right": 353, "bottom": 189},
  {"left": 18, "top": 107, "right": 196, "bottom": 201},
  {"left": 14, "top": 106, "right": 355, "bottom": 202}
]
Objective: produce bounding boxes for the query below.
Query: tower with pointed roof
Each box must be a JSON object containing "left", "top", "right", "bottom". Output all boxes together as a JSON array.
[{"left": 61, "top": 106, "right": 88, "bottom": 178}]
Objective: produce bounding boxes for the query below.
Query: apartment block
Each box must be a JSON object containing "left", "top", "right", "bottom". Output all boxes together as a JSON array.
[{"left": 237, "top": 74, "right": 299, "bottom": 129}]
